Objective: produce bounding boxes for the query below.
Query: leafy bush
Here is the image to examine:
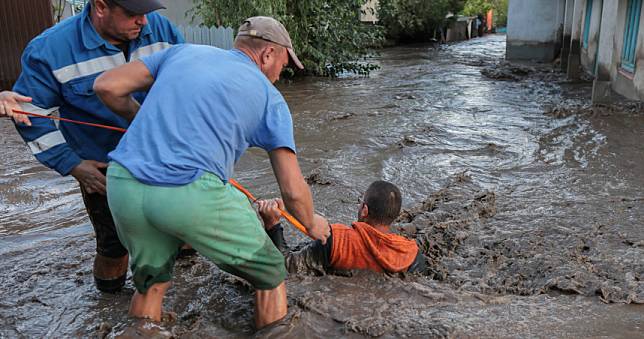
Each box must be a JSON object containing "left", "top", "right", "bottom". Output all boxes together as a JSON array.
[
  {"left": 191, "top": 0, "right": 384, "bottom": 77},
  {"left": 377, "top": 0, "right": 464, "bottom": 42}
]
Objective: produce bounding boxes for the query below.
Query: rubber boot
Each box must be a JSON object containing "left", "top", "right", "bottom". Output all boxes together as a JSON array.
[{"left": 94, "top": 253, "right": 128, "bottom": 293}]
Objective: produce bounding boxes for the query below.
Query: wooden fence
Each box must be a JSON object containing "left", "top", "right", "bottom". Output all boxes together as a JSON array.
[
  {"left": 177, "top": 25, "right": 234, "bottom": 50},
  {"left": 0, "top": 0, "right": 53, "bottom": 90}
]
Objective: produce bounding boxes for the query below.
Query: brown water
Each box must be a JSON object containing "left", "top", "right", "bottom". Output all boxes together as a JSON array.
[{"left": 1, "top": 35, "right": 642, "bottom": 337}]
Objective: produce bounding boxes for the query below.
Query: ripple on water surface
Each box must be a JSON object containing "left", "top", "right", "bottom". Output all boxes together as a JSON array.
[{"left": 0, "top": 35, "right": 642, "bottom": 337}]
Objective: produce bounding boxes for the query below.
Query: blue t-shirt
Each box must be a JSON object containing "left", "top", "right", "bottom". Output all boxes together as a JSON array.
[{"left": 108, "top": 44, "right": 296, "bottom": 186}]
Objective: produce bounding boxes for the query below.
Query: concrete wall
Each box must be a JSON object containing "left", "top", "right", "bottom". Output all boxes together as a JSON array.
[
  {"left": 609, "top": 0, "right": 644, "bottom": 100},
  {"left": 591, "top": 0, "right": 618, "bottom": 102},
  {"left": 514, "top": 0, "right": 644, "bottom": 102},
  {"left": 586, "top": 0, "right": 644, "bottom": 102},
  {"left": 507, "top": 0, "right": 566, "bottom": 61},
  {"left": 580, "top": 0, "right": 603, "bottom": 76}
]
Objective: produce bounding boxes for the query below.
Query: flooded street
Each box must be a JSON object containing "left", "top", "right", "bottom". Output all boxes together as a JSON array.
[{"left": 1, "top": 35, "right": 642, "bottom": 337}]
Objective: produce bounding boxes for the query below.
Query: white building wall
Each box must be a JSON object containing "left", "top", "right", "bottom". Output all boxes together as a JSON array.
[
  {"left": 591, "top": 0, "right": 618, "bottom": 102},
  {"left": 506, "top": 0, "right": 566, "bottom": 61},
  {"left": 595, "top": 1, "right": 618, "bottom": 76},
  {"left": 509, "top": 0, "right": 643, "bottom": 102},
  {"left": 584, "top": 0, "right": 644, "bottom": 102},
  {"left": 609, "top": 0, "right": 644, "bottom": 100},
  {"left": 157, "top": 0, "right": 202, "bottom": 26}
]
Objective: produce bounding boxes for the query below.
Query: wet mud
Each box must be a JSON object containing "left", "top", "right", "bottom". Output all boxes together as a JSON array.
[
  {"left": 397, "top": 172, "right": 643, "bottom": 304},
  {"left": 481, "top": 61, "right": 537, "bottom": 81},
  {"left": 396, "top": 172, "right": 497, "bottom": 281},
  {"left": 1, "top": 35, "right": 643, "bottom": 337}
]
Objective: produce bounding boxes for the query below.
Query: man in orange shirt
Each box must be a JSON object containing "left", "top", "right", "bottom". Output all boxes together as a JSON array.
[{"left": 257, "top": 181, "right": 426, "bottom": 275}]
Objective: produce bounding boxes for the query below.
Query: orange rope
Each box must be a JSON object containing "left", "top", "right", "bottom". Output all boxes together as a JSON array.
[
  {"left": 11, "top": 109, "right": 127, "bottom": 133},
  {"left": 11, "top": 109, "right": 311, "bottom": 237},
  {"left": 229, "top": 179, "right": 311, "bottom": 238}
]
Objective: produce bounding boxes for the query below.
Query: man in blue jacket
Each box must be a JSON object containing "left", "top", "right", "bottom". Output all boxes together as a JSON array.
[{"left": 0, "top": 0, "right": 184, "bottom": 293}]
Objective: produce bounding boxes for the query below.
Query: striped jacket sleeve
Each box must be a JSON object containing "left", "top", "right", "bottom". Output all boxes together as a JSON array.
[{"left": 13, "top": 43, "right": 82, "bottom": 176}]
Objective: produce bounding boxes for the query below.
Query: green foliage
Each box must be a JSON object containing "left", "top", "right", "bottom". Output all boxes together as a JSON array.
[
  {"left": 191, "top": 0, "right": 384, "bottom": 77},
  {"left": 377, "top": 0, "right": 464, "bottom": 42},
  {"left": 462, "top": 0, "right": 492, "bottom": 15},
  {"left": 493, "top": 0, "right": 508, "bottom": 27},
  {"left": 462, "top": 0, "right": 508, "bottom": 27}
]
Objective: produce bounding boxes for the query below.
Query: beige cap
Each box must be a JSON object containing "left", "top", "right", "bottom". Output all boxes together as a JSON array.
[{"left": 237, "top": 16, "right": 304, "bottom": 69}]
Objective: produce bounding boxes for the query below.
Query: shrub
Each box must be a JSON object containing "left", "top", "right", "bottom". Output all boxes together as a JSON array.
[{"left": 191, "top": 0, "right": 384, "bottom": 77}]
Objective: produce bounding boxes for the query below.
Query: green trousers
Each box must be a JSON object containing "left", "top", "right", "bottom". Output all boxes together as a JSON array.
[{"left": 106, "top": 162, "right": 286, "bottom": 292}]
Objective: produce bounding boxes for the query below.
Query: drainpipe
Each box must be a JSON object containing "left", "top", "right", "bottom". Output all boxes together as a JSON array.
[
  {"left": 561, "top": 0, "right": 575, "bottom": 72},
  {"left": 567, "top": 0, "right": 585, "bottom": 79}
]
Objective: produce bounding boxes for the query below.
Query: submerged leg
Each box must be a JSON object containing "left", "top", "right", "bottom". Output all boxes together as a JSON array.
[
  {"left": 81, "top": 177, "right": 129, "bottom": 292},
  {"left": 93, "top": 253, "right": 129, "bottom": 292}
]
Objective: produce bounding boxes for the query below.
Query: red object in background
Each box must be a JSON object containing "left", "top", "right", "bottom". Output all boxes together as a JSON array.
[{"left": 487, "top": 9, "right": 494, "bottom": 31}]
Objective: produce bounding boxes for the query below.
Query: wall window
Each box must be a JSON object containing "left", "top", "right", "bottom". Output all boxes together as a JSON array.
[
  {"left": 622, "top": 0, "right": 642, "bottom": 73},
  {"left": 583, "top": 0, "right": 593, "bottom": 48}
]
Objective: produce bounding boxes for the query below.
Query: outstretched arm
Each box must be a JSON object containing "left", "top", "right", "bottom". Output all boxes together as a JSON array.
[
  {"left": 257, "top": 198, "right": 332, "bottom": 275},
  {"left": 269, "top": 148, "right": 330, "bottom": 243},
  {"left": 93, "top": 60, "right": 154, "bottom": 122},
  {"left": 0, "top": 91, "right": 33, "bottom": 125}
]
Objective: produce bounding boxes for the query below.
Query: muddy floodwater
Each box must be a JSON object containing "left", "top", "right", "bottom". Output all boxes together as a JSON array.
[{"left": 1, "top": 35, "right": 643, "bottom": 338}]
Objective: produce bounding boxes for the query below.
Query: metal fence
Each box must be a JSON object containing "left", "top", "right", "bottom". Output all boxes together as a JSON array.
[{"left": 177, "top": 25, "right": 234, "bottom": 50}]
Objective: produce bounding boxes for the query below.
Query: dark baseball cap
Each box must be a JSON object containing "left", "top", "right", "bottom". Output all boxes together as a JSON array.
[
  {"left": 111, "top": 0, "right": 165, "bottom": 15},
  {"left": 237, "top": 16, "right": 304, "bottom": 69}
]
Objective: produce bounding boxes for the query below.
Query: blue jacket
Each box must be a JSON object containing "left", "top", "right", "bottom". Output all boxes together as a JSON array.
[{"left": 13, "top": 5, "right": 184, "bottom": 175}]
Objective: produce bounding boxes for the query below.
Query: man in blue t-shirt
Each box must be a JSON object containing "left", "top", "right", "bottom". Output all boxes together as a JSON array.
[
  {"left": 94, "top": 17, "right": 330, "bottom": 328},
  {"left": 0, "top": 0, "right": 183, "bottom": 293}
]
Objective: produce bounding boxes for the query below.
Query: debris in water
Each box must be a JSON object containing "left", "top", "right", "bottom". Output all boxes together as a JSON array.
[{"left": 306, "top": 168, "right": 333, "bottom": 186}]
